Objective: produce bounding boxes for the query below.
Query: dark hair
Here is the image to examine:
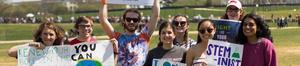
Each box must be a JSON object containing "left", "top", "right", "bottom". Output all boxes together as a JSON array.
[
  {"left": 122, "top": 8, "right": 142, "bottom": 22},
  {"left": 34, "top": 22, "right": 65, "bottom": 45},
  {"left": 236, "top": 13, "right": 273, "bottom": 44},
  {"left": 221, "top": 8, "right": 245, "bottom": 21},
  {"left": 74, "top": 16, "right": 94, "bottom": 29},
  {"left": 157, "top": 22, "right": 176, "bottom": 47},
  {"left": 171, "top": 15, "right": 189, "bottom": 44},
  {"left": 196, "top": 19, "right": 215, "bottom": 43}
]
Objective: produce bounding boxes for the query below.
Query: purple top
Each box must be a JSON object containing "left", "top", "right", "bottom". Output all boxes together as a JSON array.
[{"left": 242, "top": 38, "right": 277, "bottom": 66}]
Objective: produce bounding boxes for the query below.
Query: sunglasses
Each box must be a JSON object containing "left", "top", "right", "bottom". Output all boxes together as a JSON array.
[
  {"left": 173, "top": 21, "right": 187, "bottom": 26},
  {"left": 125, "top": 17, "right": 139, "bottom": 23},
  {"left": 199, "top": 28, "right": 214, "bottom": 34}
]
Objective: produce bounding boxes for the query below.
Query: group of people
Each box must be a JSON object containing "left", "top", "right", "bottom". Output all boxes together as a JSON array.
[{"left": 7, "top": 0, "right": 277, "bottom": 66}]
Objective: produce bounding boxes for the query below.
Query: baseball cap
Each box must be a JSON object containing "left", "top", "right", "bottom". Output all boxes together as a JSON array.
[{"left": 227, "top": 0, "right": 242, "bottom": 9}]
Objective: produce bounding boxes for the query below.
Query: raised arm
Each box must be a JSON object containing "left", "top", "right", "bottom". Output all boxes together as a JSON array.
[
  {"left": 99, "top": 0, "right": 115, "bottom": 38},
  {"left": 147, "top": 0, "right": 160, "bottom": 36}
]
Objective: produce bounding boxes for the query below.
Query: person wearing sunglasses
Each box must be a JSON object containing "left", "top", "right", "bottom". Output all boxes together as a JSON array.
[
  {"left": 186, "top": 19, "right": 216, "bottom": 66},
  {"left": 99, "top": 0, "right": 160, "bottom": 66},
  {"left": 69, "top": 16, "right": 96, "bottom": 45},
  {"left": 237, "top": 13, "right": 277, "bottom": 66},
  {"left": 221, "top": 0, "right": 244, "bottom": 21},
  {"left": 168, "top": 15, "right": 197, "bottom": 49}
]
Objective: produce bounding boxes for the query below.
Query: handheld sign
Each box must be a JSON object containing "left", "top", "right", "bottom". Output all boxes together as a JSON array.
[
  {"left": 206, "top": 40, "right": 243, "bottom": 66},
  {"left": 212, "top": 19, "right": 241, "bottom": 43},
  {"left": 18, "top": 40, "right": 114, "bottom": 66},
  {"left": 152, "top": 59, "right": 186, "bottom": 66},
  {"left": 108, "top": 0, "right": 154, "bottom": 6}
]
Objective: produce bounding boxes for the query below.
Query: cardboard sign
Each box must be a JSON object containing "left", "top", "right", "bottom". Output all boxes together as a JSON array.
[
  {"left": 18, "top": 40, "right": 114, "bottom": 66},
  {"left": 212, "top": 19, "right": 241, "bottom": 43},
  {"left": 108, "top": 0, "right": 154, "bottom": 6},
  {"left": 206, "top": 40, "right": 243, "bottom": 66}
]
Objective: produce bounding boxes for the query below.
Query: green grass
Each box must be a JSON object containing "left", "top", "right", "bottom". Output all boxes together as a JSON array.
[
  {"left": 58, "top": 5, "right": 300, "bottom": 20},
  {"left": 0, "top": 23, "right": 125, "bottom": 40},
  {"left": 1, "top": 22, "right": 299, "bottom": 41}
]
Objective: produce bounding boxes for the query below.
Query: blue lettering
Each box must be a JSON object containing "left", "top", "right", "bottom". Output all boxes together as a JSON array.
[
  {"left": 153, "top": 59, "right": 159, "bottom": 66},
  {"left": 224, "top": 47, "right": 231, "bottom": 58},
  {"left": 207, "top": 44, "right": 213, "bottom": 55},
  {"left": 217, "top": 57, "right": 242, "bottom": 66},
  {"left": 218, "top": 46, "right": 224, "bottom": 57},
  {"left": 221, "top": 57, "right": 228, "bottom": 65},
  {"left": 213, "top": 45, "right": 219, "bottom": 56}
]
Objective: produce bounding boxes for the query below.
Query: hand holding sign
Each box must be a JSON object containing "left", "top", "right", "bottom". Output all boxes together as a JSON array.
[
  {"left": 100, "top": 0, "right": 107, "bottom": 4},
  {"left": 28, "top": 42, "right": 46, "bottom": 50}
]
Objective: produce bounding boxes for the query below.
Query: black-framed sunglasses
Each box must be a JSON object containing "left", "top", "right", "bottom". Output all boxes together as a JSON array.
[
  {"left": 173, "top": 21, "right": 187, "bottom": 26},
  {"left": 125, "top": 17, "right": 139, "bottom": 23},
  {"left": 199, "top": 28, "right": 214, "bottom": 34}
]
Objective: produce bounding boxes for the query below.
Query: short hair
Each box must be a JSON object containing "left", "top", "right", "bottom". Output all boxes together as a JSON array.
[
  {"left": 74, "top": 16, "right": 94, "bottom": 29},
  {"left": 122, "top": 8, "right": 142, "bottom": 22}
]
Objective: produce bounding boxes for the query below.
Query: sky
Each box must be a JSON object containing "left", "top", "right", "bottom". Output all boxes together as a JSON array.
[{"left": 5, "top": 0, "right": 41, "bottom": 3}]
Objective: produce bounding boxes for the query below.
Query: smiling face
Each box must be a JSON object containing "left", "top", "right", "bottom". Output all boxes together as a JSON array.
[
  {"left": 123, "top": 12, "right": 140, "bottom": 33},
  {"left": 160, "top": 25, "right": 176, "bottom": 44},
  {"left": 242, "top": 17, "right": 257, "bottom": 38},
  {"left": 173, "top": 16, "right": 188, "bottom": 33},
  {"left": 198, "top": 21, "right": 216, "bottom": 41},
  {"left": 226, "top": 5, "right": 242, "bottom": 20},
  {"left": 77, "top": 22, "right": 93, "bottom": 38},
  {"left": 41, "top": 28, "right": 56, "bottom": 46}
]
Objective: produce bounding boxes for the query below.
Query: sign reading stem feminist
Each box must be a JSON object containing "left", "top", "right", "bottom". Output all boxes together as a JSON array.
[
  {"left": 108, "top": 0, "right": 154, "bottom": 6},
  {"left": 212, "top": 19, "right": 241, "bottom": 43},
  {"left": 18, "top": 40, "right": 114, "bottom": 66},
  {"left": 206, "top": 40, "right": 243, "bottom": 66}
]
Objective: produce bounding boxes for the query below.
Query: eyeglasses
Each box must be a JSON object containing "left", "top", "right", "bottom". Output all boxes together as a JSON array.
[
  {"left": 173, "top": 21, "right": 187, "bottom": 26},
  {"left": 78, "top": 24, "right": 92, "bottom": 28},
  {"left": 199, "top": 28, "right": 214, "bottom": 34},
  {"left": 125, "top": 17, "right": 139, "bottom": 23}
]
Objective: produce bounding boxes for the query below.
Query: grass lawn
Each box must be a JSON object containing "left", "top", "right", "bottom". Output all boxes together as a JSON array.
[{"left": 1, "top": 22, "right": 298, "bottom": 41}]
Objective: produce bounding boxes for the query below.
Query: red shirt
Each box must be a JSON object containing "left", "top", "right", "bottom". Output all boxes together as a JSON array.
[{"left": 69, "top": 37, "right": 97, "bottom": 45}]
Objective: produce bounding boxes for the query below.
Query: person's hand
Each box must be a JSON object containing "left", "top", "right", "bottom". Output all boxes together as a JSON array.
[
  {"left": 110, "top": 38, "right": 118, "bottom": 54},
  {"left": 101, "top": 0, "right": 107, "bottom": 4},
  {"left": 28, "top": 42, "right": 46, "bottom": 50}
]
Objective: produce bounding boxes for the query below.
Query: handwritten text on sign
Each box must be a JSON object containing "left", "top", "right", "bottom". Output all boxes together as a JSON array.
[
  {"left": 18, "top": 40, "right": 114, "bottom": 66},
  {"left": 206, "top": 40, "right": 243, "bottom": 66}
]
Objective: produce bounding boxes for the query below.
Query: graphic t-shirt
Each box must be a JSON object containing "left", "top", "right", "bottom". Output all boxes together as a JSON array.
[{"left": 112, "top": 28, "right": 150, "bottom": 66}]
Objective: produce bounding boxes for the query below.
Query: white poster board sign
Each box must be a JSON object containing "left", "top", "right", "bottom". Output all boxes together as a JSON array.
[
  {"left": 152, "top": 59, "right": 186, "bottom": 66},
  {"left": 108, "top": 0, "right": 154, "bottom": 6},
  {"left": 18, "top": 40, "right": 114, "bottom": 66},
  {"left": 206, "top": 40, "right": 243, "bottom": 66}
]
